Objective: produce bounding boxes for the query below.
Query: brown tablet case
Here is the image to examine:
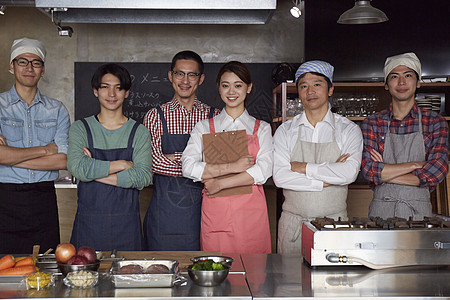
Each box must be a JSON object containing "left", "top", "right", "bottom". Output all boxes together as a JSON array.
[{"left": 202, "top": 130, "right": 253, "bottom": 197}]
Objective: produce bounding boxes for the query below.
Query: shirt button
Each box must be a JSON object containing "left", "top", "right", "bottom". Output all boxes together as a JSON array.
[
  {"left": 28, "top": 125, "right": 31, "bottom": 128},
  {"left": 27, "top": 110, "right": 30, "bottom": 113},
  {"left": 29, "top": 140, "right": 32, "bottom": 144},
  {"left": 31, "top": 172, "right": 34, "bottom": 175}
]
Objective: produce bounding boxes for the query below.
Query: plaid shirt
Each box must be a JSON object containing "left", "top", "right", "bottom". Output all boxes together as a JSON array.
[
  {"left": 361, "top": 103, "right": 448, "bottom": 191},
  {"left": 143, "top": 97, "right": 219, "bottom": 177}
]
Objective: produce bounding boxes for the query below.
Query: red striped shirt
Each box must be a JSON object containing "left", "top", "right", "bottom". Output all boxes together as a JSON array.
[{"left": 143, "top": 97, "right": 219, "bottom": 177}]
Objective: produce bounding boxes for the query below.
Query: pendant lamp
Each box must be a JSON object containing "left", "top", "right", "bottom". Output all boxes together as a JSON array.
[{"left": 338, "top": 0, "right": 388, "bottom": 24}]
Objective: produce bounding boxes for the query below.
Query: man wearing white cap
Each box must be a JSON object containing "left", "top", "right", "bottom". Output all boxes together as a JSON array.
[
  {"left": 273, "top": 60, "right": 363, "bottom": 254},
  {"left": 361, "top": 52, "right": 448, "bottom": 220},
  {"left": 0, "top": 38, "right": 70, "bottom": 253}
]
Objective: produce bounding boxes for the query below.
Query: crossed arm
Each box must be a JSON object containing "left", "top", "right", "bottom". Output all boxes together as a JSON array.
[
  {"left": 82, "top": 147, "right": 133, "bottom": 186},
  {"left": 290, "top": 153, "right": 351, "bottom": 187},
  {"left": 0, "top": 135, "right": 67, "bottom": 171},
  {"left": 368, "top": 148, "right": 424, "bottom": 186}
]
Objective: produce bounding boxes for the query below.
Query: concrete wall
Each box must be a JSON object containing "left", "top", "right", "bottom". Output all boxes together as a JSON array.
[{"left": 0, "top": 1, "right": 304, "bottom": 121}]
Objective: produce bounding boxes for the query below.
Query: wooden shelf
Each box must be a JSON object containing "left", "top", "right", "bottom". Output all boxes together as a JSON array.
[
  {"left": 272, "top": 81, "right": 450, "bottom": 94},
  {"left": 272, "top": 81, "right": 450, "bottom": 216}
]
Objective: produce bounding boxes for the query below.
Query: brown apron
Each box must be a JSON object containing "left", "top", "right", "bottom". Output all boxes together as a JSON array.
[
  {"left": 278, "top": 114, "right": 348, "bottom": 254},
  {"left": 370, "top": 109, "right": 431, "bottom": 220}
]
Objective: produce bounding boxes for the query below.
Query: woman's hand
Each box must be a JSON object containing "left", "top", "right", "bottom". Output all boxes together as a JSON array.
[
  {"left": 232, "top": 155, "right": 254, "bottom": 173},
  {"left": 203, "top": 178, "right": 222, "bottom": 196}
]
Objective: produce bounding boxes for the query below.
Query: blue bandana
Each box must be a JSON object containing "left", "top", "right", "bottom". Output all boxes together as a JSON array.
[{"left": 295, "top": 60, "right": 334, "bottom": 83}]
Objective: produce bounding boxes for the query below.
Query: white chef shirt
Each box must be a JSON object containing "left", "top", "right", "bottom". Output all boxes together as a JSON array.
[
  {"left": 273, "top": 108, "right": 363, "bottom": 192},
  {"left": 182, "top": 109, "right": 273, "bottom": 184}
]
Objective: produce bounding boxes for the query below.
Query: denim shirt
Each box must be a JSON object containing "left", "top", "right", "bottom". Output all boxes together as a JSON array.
[{"left": 0, "top": 86, "right": 70, "bottom": 183}]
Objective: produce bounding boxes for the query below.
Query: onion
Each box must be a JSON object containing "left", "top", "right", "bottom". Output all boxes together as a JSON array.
[{"left": 55, "top": 243, "right": 76, "bottom": 263}]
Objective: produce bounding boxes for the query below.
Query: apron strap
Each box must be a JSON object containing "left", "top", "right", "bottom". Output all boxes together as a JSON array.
[
  {"left": 253, "top": 119, "right": 261, "bottom": 135},
  {"left": 383, "top": 196, "right": 419, "bottom": 216},
  {"left": 208, "top": 107, "right": 215, "bottom": 119},
  {"left": 208, "top": 118, "right": 216, "bottom": 133},
  {"left": 127, "top": 121, "right": 141, "bottom": 149},
  {"left": 80, "top": 118, "right": 94, "bottom": 149},
  {"left": 417, "top": 107, "right": 423, "bottom": 134},
  {"left": 156, "top": 106, "right": 169, "bottom": 135}
]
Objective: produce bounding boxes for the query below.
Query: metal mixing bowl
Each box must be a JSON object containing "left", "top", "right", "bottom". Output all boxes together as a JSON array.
[
  {"left": 190, "top": 256, "right": 234, "bottom": 268},
  {"left": 187, "top": 265, "right": 230, "bottom": 286},
  {"left": 57, "top": 260, "right": 100, "bottom": 276}
]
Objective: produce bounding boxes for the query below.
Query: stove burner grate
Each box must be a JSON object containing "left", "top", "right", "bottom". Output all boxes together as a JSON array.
[{"left": 311, "top": 216, "right": 450, "bottom": 230}]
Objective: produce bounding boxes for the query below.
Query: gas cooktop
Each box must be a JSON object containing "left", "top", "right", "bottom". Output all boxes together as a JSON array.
[
  {"left": 302, "top": 217, "right": 450, "bottom": 269},
  {"left": 310, "top": 216, "right": 450, "bottom": 230}
]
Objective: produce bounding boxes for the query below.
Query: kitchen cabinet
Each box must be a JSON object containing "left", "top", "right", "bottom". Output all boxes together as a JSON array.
[{"left": 272, "top": 81, "right": 450, "bottom": 216}]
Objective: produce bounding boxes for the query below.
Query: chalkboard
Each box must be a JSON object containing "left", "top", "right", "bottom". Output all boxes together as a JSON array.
[{"left": 75, "top": 62, "right": 278, "bottom": 124}]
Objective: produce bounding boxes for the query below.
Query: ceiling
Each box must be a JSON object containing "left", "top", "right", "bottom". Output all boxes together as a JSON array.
[{"left": 0, "top": 0, "right": 277, "bottom": 24}]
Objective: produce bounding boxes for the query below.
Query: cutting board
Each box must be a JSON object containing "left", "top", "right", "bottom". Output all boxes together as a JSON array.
[{"left": 99, "top": 251, "right": 221, "bottom": 272}]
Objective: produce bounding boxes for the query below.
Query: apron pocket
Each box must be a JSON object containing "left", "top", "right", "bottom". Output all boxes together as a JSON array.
[{"left": 202, "top": 197, "right": 233, "bottom": 233}]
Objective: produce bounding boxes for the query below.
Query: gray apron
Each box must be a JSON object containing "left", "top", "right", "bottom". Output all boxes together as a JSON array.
[
  {"left": 278, "top": 114, "right": 348, "bottom": 254},
  {"left": 369, "top": 109, "right": 431, "bottom": 220}
]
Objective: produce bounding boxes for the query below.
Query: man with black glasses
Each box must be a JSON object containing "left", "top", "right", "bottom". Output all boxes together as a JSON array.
[
  {"left": 143, "top": 50, "right": 218, "bottom": 250},
  {"left": 0, "top": 37, "right": 70, "bottom": 253}
]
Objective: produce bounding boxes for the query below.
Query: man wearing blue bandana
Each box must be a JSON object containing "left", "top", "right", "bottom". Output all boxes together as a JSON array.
[{"left": 273, "top": 60, "right": 363, "bottom": 254}]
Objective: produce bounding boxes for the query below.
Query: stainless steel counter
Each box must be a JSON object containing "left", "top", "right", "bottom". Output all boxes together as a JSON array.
[
  {"left": 242, "top": 254, "right": 450, "bottom": 299},
  {"left": 1, "top": 253, "right": 449, "bottom": 299},
  {"left": 0, "top": 273, "right": 251, "bottom": 299}
]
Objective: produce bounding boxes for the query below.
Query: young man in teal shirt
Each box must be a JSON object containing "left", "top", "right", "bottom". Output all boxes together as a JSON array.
[{"left": 67, "top": 63, "right": 152, "bottom": 250}]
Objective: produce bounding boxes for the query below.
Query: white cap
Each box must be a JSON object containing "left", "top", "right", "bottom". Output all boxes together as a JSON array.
[
  {"left": 384, "top": 52, "right": 421, "bottom": 81},
  {"left": 10, "top": 37, "right": 46, "bottom": 64}
]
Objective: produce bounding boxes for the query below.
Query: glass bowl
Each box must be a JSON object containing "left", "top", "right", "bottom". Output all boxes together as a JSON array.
[
  {"left": 25, "top": 272, "right": 54, "bottom": 290},
  {"left": 63, "top": 270, "right": 99, "bottom": 289}
]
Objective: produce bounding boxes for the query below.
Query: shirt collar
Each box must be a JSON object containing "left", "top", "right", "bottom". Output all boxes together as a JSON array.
[
  {"left": 169, "top": 96, "right": 200, "bottom": 111},
  {"left": 9, "top": 85, "right": 44, "bottom": 106},
  {"left": 388, "top": 102, "right": 419, "bottom": 120},
  {"left": 217, "top": 108, "right": 251, "bottom": 123},
  {"left": 296, "top": 107, "right": 335, "bottom": 128}
]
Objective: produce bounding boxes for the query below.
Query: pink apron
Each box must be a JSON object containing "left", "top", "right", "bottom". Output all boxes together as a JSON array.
[{"left": 200, "top": 118, "right": 272, "bottom": 254}]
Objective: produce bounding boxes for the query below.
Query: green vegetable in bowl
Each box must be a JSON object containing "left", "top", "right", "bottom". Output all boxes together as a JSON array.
[{"left": 191, "top": 259, "right": 225, "bottom": 271}]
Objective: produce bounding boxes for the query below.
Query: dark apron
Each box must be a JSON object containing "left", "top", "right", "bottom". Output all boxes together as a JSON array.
[
  {"left": 0, "top": 181, "right": 60, "bottom": 254},
  {"left": 70, "top": 119, "right": 144, "bottom": 251},
  {"left": 143, "top": 106, "right": 213, "bottom": 250}
]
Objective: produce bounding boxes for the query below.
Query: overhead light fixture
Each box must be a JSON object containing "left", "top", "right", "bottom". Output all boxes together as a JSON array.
[
  {"left": 290, "top": 0, "right": 302, "bottom": 18},
  {"left": 337, "top": 0, "right": 388, "bottom": 24},
  {"left": 0, "top": 6, "right": 6, "bottom": 15},
  {"left": 50, "top": 8, "right": 74, "bottom": 37}
]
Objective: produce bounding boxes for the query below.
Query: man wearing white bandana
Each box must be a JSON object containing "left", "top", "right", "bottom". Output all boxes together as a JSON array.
[
  {"left": 273, "top": 60, "right": 363, "bottom": 254},
  {"left": 0, "top": 38, "right": 70, "bottom": 253},
  {"left": 361, "top": 53, "right": 448, "bottom": 220}
]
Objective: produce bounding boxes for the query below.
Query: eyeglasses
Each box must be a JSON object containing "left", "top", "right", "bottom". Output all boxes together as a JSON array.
[
  {"left": 14, "top": 57, "right": 44, "bottom": 68},
  {"left": 171, "top": 70, "right": 201, "bottom": 81}
]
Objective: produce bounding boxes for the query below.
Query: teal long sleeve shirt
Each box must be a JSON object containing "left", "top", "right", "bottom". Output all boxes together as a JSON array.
[{"left": 67, "top": 116, "right": 152, "bottom": 190}]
